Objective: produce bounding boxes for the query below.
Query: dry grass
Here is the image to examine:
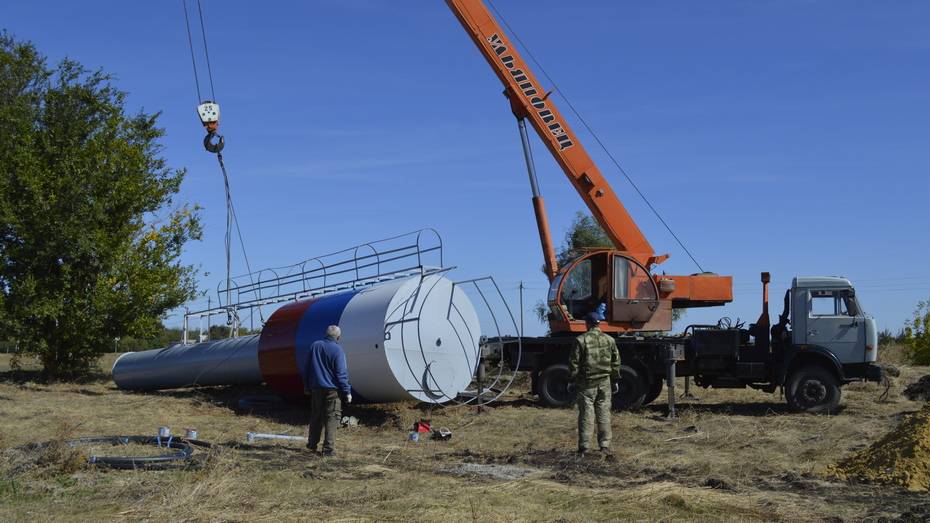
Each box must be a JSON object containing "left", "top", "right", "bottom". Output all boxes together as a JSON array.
[
  {"left": 2, "top": 352, "right": 930, "bottom": 521},
  {"left": 880, "top": 342, "right": 910, "bottom": 366}
]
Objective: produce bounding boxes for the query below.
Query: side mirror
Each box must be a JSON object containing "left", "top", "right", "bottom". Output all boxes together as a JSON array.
[{"left": 847, "top": 288, "right": 856, "bottom": 297}]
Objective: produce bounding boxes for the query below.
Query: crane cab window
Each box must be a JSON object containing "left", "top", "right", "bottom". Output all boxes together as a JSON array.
[
  {"left": 561, "top": 260, "right": 592, "bottom": 303},
  {"left": 809, "top": 289, "right": 859, "bottom": 317},
  {"left": 613, "top": 256, "right": 629, "bottom": 299},
  {"left": 560, "top": 255, "right": 609, "bottom": 319},
  {"left": 613, "top": 255, "right": 653, "bottom": 300}
]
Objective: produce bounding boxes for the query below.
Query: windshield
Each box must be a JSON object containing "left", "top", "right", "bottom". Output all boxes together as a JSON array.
[
  {"left": 561, "top": 259, "right": 592, "bottom": 303},
  {"left": 809, "top": 288, "right": 861, "bottom": 317}
]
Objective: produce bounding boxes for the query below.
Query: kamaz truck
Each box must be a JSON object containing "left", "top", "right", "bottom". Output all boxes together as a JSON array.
[{"left": 496, "top": 271, "right": 882, "bottom": 413}]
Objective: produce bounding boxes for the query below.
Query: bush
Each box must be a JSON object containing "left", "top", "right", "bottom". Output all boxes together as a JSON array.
[{"left": 904, "top": 300, "right": 930, "bottom": 365}]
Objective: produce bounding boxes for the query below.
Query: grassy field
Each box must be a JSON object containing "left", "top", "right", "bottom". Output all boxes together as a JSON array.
[{"left": 1, "top": 350, "right": 929, "bottom": 522}]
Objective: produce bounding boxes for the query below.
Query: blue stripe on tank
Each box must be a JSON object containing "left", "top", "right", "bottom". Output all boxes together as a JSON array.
[{"left": 294, "top": 290, "right": 358, "bottom": 386}]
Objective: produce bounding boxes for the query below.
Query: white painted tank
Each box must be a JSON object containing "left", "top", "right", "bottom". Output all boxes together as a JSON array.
[{"left": 339, "top": 274, "right": 482, "bottom": 402}]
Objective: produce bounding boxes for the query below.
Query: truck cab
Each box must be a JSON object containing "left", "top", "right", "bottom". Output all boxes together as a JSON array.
[
  {"left": 672, "top": 274, "right": 882, "bottom": 413},
  {"left": 789, "top": 277, "right": 878, "bottom": 367}
]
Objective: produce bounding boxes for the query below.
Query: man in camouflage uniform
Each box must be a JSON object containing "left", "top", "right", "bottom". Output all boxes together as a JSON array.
[{"left": 569, "top": 312, "right": 620, "bottom": 456}]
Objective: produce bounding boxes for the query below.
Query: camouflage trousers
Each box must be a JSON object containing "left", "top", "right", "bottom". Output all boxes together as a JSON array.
[{"left": 576, "top": 377, "right": 612, "bottom": 451}]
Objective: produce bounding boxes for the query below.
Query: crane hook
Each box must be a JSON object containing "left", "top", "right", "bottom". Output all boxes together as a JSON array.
[
  {"left": 197, "top": 101, "right": 224, "bottom": 153},
  {"left": 203, "top": 132, "right": 225, "bottom": 154}
]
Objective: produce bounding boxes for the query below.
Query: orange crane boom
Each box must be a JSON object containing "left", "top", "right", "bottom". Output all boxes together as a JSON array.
[
  {"left": 446, "top": 0, "right": 654, "bottom": 272},
  {"left": 446, "top": 0, "right": 732, "bottom": 333}
]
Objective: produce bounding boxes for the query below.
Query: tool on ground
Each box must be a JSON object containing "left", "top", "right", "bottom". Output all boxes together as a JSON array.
[
  {"left": 156, "top": 426, "right": 173, "bottom": 447},
  {"left": 432, "top": 428, "right": 453, "bottom": 441},
  {"left": 245, "top": 432, "right": 306, "bottom": 443}
]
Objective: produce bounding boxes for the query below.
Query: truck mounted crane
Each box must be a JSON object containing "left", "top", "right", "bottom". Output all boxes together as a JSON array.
[{"left": 446, "top": 0, "right": 883, "bottom": 412}]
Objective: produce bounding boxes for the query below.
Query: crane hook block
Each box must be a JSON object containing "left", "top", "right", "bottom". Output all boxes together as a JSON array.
[
  {"left": 197, "top": 101, "right": 220, "bottom": 134},
  {"left": 203, "top": 132, "right": 224, "bottom": 154}
]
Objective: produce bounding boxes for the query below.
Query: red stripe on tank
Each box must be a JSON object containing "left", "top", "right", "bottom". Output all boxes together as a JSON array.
[{"left": 258, "top": 299, "right": 315, "bottom": 397}]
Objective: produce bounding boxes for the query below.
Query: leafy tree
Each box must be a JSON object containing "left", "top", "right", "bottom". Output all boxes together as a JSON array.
[
  {"left": 556, "top": 212, "right": 612, "bottom": 267},
  {"left": 904, "top": 300, "right": 930, "bottom": 365},
  {"left": 0, "top": 33, "right": 201, "bottom": 378}
]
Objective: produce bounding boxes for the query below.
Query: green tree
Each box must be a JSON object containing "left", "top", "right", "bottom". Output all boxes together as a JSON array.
[
  {"left": 0, "top": 33, "right": 201, "bottom": 378},
  {"left": 556, "top": 212, "right": 612, "bottom": 267},
  {"left": 904, "top": 300, "right": 930, "bottom": 365}
]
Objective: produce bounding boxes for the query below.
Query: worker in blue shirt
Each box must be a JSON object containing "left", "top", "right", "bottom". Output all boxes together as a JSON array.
[{"left": 305, "top": 325, "right": 352, "bottom": 456}]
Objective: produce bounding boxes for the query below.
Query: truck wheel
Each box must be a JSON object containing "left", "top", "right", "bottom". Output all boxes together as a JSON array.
[
  {"left": 786, "top": 365, "right": 841, "bottom": 414},
  {"left": 538, "top": 364, "right": 573, "bottom": 408},
  {"left": 613, "top": 365, "right": 647, "bottom": 411},
  {"left": 641, "top": 377, "right": 664, "bottom": 406}
]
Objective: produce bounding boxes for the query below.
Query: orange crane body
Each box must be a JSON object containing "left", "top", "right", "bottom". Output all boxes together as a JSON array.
[{"left": 447, "top": 0, "right": 732, "bottom": 333}]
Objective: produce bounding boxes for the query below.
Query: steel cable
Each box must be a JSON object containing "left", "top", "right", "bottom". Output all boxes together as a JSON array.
[
  {"left": 181, "top": 0, "right": 202, "bottom": 103},
  {"left": 196, "top": 0, "right": 217, "bottom": 101}
]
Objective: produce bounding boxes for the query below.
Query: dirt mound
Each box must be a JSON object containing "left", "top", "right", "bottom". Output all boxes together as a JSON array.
[
  {"left": 829, "top": 406, "right": 930, "bottom": 491},
  {"left": 903, "top": 376, "right": 930, "bottom": 402}
]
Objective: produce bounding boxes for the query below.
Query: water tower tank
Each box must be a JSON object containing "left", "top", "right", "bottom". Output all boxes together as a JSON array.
[{"left": 112, "top": 273, "right": 482, "bottom": 403}]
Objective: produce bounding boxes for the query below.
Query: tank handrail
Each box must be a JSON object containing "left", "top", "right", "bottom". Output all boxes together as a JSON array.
[
  {"left": 221, "top": 247, "right": 440, "bottom": 299},
  {"left": 221, "top": 228, "right": 441, "bottom": 283},
  {"left": 352, "top": 243, "right": 380, "bottom": 284},
  {"left": 187, "top": 266, "right": 451, "bottom": 319},
  {"left": 185, "top": 229, "right": 447, "bottom": 337},
  {"left": 218, "top": 240, "right": 440, "bottom": 296}
]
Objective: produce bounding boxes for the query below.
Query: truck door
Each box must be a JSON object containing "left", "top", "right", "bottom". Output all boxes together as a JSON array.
[{"left": 804, "top": 289, "right": 865, "bottom": 363}]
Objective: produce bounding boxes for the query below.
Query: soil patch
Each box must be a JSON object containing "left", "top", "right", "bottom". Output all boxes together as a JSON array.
[
  {"left": 830, "top": 405, "right": 930, "bottom": 491},
  {"left": 903, "top": 375, "right": 930, "bottom": 402}
]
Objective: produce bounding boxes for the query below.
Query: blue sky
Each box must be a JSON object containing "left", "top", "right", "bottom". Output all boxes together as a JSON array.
[{"left": 3, "top": 1, "right": 928, "bottom": 337}]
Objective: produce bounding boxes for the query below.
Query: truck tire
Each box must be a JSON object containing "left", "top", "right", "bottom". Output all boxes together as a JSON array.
[
  {"left": 641, "top": 377, "right": 664, "bottom": 406},
  {"left": 538, "top": 364, "right": 573, "bottom": 408},
  {"left": 786, "top": 365, "right": 841, "bottom": 414},
  {"left": 613, "top": 365, "right": 647, "bottom": 411}
]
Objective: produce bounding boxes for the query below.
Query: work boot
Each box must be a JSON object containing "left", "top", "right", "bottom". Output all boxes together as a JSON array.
[
  {"left": 576, "top": 449, "right": 587, "bottom": 459},
  {"left": 322, "top": 449, "right": 335, "bottom": 457},
  {"left": 306, "top": 443, "right": 317, "bottom": 452}
]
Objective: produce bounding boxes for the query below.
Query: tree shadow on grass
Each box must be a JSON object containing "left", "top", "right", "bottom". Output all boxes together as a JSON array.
[
  {"left": 148, "top": 385, "right": 313, "bottom": 425},
  {"left": 0, "top": 368, "right": 111, "bottom": 386},
  {"left": 138, "top": 385, "right": 439, "bottom": 431}
]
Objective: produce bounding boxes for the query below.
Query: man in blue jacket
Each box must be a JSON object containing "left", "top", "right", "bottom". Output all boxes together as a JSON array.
[{"left": 305, "top": 325, "right": 352, "bottom": 456}]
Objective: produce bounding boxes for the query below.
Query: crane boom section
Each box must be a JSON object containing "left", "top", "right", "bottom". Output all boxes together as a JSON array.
[{"left": 446, "top": 0, "right": 655, "bottom": 265}]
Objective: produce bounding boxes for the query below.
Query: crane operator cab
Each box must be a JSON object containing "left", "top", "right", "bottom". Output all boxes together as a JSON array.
[{"left": 546, "top": 250, "right": 671, "bottom": 334}]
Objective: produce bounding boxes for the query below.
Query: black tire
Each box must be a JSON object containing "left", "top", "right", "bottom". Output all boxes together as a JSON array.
[
  {"left": 786, "top": 365, "right": 841, "bottom": 413},
  {"left": 612, "top": 365, "right": 648, "bottom": 411},
  {"left": 538, "top": 363, "right": 574, "bottom": 408},
  {"left": 641, "top": 376, "right": 664, "bottom": 406}
]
